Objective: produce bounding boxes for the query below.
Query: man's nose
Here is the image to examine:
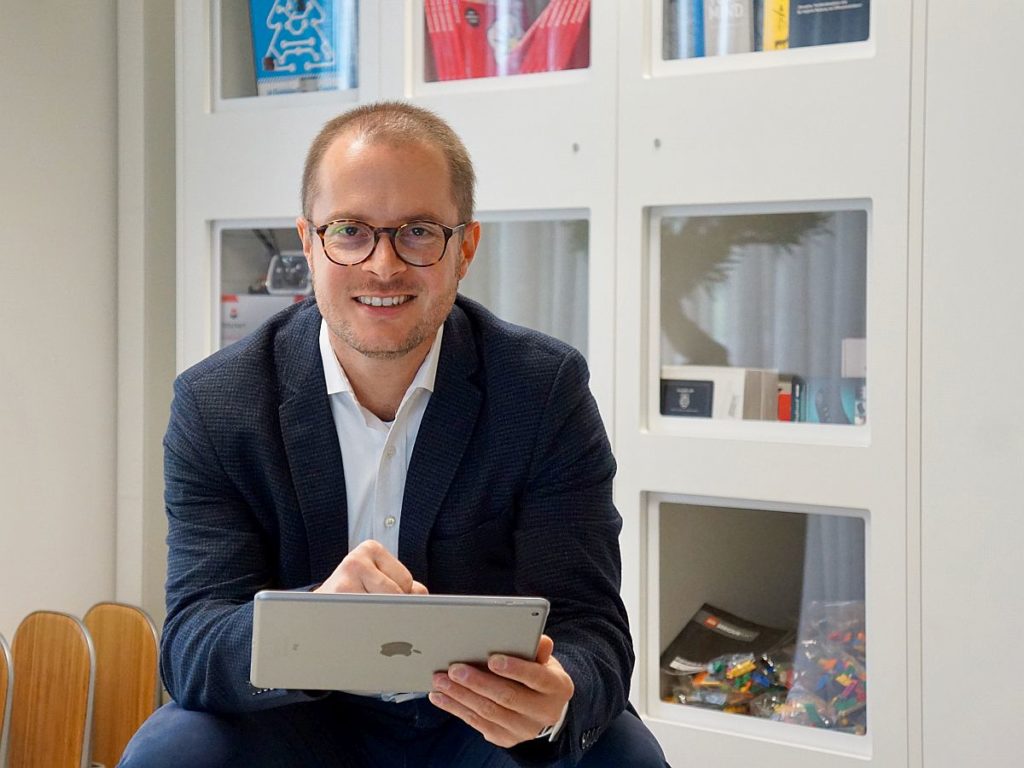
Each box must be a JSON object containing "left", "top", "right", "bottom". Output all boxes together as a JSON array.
[{"left": 361, "top": 232, "right": 406, "bottom": 280}]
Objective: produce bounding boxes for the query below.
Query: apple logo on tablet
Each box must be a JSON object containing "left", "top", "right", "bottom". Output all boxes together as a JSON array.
[{"left": 380, "top": 641, "right": 422, "bottom": 657}]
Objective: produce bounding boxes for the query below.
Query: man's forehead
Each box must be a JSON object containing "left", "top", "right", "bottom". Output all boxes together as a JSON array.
[
  {"left": 321, "top": 131, "right": 445, "bottom": 167},
  {"left": 312, "top": 132, "right": 456, "bottom": 221}
]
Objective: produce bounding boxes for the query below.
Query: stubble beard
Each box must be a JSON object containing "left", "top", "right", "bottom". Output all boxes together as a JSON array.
[{"left": 315, "top": 272, "right": 459, "bottom": 361}]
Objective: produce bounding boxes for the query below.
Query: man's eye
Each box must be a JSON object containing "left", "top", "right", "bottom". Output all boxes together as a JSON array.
[{"left": 329, "top": 224, "right": 361, "bottom": 237}]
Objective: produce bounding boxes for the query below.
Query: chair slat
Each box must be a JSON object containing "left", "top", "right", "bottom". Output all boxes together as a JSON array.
[
  {"left": 9, "top": 611, "right": 94, "bottom": 768},
  {"left": 84, "top": 603, "right": 160, "bottom": 768},
  {"left": 1, "top": 632, "right": 13, "bottom": 768}
]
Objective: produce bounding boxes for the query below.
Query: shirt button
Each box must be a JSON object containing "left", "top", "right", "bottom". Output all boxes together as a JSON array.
[
  {"left": 384, "top": 515, "right": 397, "bottom": 528},
  {"left": 384, "top": 445, "right": 397, "bottom": 459}
]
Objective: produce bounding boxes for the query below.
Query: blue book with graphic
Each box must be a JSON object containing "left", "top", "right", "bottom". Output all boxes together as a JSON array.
[{"left": 249, "top": 0, "right": 358, "bottom": 96}]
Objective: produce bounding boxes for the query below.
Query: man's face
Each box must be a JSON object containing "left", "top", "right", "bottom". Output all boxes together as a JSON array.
[{"left": 297, "top": 134, "right": 478, "bottom": 362}]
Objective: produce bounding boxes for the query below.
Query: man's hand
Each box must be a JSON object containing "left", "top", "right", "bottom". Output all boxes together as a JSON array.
[
  {"left": 428, "top": 634, "right": 574, "bottom": 748},
  {"left": 314, "top": 539, "right": 428, "bottom": 595}
]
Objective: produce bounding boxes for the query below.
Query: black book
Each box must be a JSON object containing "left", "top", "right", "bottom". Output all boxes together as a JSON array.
[
  {"left": 660, "top": 603, "right": 794, "bottom": 676},
  {"left": 789, "top": 0, "right": 870, "bottom": 48}
]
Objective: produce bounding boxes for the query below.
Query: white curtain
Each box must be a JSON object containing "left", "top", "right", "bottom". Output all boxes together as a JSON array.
[
  {"left": 661, "top": 209, "right": 867, "bottom": 379},
  {"left": 458, "top": 218, "right": 589, "bottom": 357}
]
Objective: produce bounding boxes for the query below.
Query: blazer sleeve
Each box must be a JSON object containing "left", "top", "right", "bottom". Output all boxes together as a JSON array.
[
  {"left": 160, "top": 375, "right": 319, "bottom": 713},
  {"left": 507, "top": 349, "right": 634, "bottom": 766}
]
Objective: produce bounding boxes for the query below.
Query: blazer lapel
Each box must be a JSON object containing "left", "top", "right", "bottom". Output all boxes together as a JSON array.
[
  {"left": 399, "top": 304, "right": 482, "bottom": 584},
  {"left": 277, "top": 306, "right": 350, "bottom": 583}
]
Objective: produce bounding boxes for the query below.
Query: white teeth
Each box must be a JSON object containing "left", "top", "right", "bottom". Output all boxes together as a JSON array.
[{"left": 357, "top": 295, "right": 409, "bottom": 307}]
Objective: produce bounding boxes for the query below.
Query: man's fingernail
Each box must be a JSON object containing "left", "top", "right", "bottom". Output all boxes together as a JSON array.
[
  {"left": 433, "top": 673, "right": 450, "bottom": 690},
  {"left": 449, "top": 664, "right": 469, "bottom": 682},
  {"left": 489, "top": 654, "right": 508, "bottom": 671}
]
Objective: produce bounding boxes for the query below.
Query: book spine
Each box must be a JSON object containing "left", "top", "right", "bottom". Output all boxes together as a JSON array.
[
  {"left": 665, "top": 0, "right": 706, "bottom": 59},
  {"left": 777, "top": 374, "right": 794, "bottom": 421},
  {"left": 791, "top": 375, "right": 805, "bottom": 422},
  {"left": 517, "top": 0, "right": 590, "bottom": 74},
  {"left": 447, "top": 0, "right": 469, "bottom": 79},
  {"left": 788, "top": 0, "right": 869, "bottom": 48},
  {"left": 457, "top": 1, "right": 498, "bottom": 78},
  {"left": 762, "top": 0, "right": 789, "bottom": 50},
  {"left": 693, "top": 0, "right": 706, "bottom": 56},
  {"left": 704, "top": 0, "right": 755, "bottom": 55}
]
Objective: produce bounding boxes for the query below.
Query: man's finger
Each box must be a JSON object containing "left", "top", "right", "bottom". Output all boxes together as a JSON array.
[
  {"left": 365, "top": 541, "right": 418, "bottom": 594},
  {"left": 485, "top": 651, "right": 569, "bottom": 697},
  {"left": 535, "top": 634, "right": 554, "bottom": 664},
  {"left": 428, "top": 683, "right": 536, "bottom": 747}
]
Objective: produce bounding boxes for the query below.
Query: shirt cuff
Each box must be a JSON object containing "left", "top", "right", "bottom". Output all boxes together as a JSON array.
[{"left": 535, "top": 701, "right": 570, "bottom": 741}]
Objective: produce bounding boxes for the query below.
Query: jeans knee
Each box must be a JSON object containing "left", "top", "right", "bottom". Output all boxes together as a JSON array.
[
  {"left": 579, "top": 707, "right": 669, "bottom": 768},
  {"left": 118, "top": 702, "right": 238, "bottom": 768}
]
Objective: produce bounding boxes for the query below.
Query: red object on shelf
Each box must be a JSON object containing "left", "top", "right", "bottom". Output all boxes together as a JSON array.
[
  {"left": 778, "top": 391, "right": 793, "bottom": 421},
  {"left": 515, "top": 0, "right": 590, "bottom": 74},
  {"left": 458, "top": 2, "right": 499, "bottom": 78},
  {"left": 425, "top": 0, "right": 467, "bottom": 81},
  {"left": 426, "top": 0, "right": 590, "bottom": 81}
]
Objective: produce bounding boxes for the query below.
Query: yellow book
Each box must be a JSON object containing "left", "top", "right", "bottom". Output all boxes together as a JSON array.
[{"left": 763, "top": 0, "right": 789, "bottom": 50}]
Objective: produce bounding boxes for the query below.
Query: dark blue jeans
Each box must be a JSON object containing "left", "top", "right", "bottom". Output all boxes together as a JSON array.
[{"left": 118, "top": 694, "right": 668, "bottom": 767}]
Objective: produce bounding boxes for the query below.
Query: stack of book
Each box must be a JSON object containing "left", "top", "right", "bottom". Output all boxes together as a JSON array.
[
  {"left": 664, "top": 0, "right": 870, "bottom": 59},
  {"left": 661, "top": 338, "right": 867, "bottom": 424},
  {"left": 425, "top": 0, "right": 590, "bottom": 81}
]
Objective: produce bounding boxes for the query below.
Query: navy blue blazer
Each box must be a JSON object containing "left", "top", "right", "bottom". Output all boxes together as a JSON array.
[{"left": 161, "top": 295, "right": 633, "bottom": 764}]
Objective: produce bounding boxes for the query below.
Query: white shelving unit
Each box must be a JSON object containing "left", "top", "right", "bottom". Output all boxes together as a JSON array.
[
  {"left": 615, "top": 2, "right": 911, "bottom": 766},
  {"left": 174, "top": 2, "right": 984, "bottom": 766}
]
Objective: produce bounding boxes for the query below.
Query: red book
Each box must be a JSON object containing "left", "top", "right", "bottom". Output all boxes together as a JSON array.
[
  {"left": 515, "top": 0, "right": 590, "bottom": 74},
  {"left": 458, "top": 2, "right": 498, "bottom": 78},
  {"left": 425, "top": 0, "right": 466, "bottom": 81}
]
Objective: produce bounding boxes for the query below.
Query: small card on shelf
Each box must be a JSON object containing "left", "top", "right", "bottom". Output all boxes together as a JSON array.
[{"left": 660, "top": 365, "right": 778, "bottom": 420}]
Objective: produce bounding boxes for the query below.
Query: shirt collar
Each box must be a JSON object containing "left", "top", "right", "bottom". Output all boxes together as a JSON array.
[{"left": 319, "top": 320, "right": 444, "bottom": 399}]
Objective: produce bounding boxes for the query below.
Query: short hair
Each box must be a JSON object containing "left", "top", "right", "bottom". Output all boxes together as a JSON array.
[{"left": 301, "top": 101, "right": 476, "bottom": 223}]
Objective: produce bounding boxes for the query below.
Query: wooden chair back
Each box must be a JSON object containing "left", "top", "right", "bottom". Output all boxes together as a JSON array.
[
  {"left": 9, "top": 611, "right": 95, "bottom": 768},
  {"left": 83, "top": 603, "right": 160, "bottom": 768},
  {"left": 0, "top": 632, "right": 12, "bottom": 768}
]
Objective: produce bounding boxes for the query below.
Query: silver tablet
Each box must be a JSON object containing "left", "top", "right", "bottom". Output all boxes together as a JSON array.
[{"left": 250, "top": 591, "right": 550, "bottom": 693}]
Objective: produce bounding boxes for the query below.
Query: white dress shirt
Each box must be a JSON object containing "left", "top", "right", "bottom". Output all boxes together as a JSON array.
[{"left": 319, "top": 320, "right": 442, "bottom": 556}]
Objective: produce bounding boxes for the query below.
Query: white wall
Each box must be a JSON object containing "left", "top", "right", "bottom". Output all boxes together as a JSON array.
[
  {"left": 921, "top": 2, "right": 1024, "bottom": 764},
  {"left": 0, "top": 3, "right": 119, "bottom": 639},
  {"left": 116, "top": 0, "right": 176, "bottom": 631}
]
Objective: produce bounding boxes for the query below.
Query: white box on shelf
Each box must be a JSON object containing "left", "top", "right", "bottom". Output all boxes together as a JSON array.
[
  {"left": 841, "top": 337, "right": 867, "bottom": 378},
  {"left": 221, "top": 294, "right": 302, "bottom": 347}
]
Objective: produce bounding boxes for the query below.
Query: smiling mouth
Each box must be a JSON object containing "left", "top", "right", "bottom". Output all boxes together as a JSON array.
[{"left": 356, "top": 295, "right": 412, "bottom": 307}]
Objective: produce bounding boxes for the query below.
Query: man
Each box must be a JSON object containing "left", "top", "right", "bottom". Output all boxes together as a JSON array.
[{"left": 121, "top": 102, "right": 667, "bottom": 767}]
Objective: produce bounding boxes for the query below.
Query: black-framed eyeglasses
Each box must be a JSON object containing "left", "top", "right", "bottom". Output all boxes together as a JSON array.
[{"left": 309, "top": 219, "right": 469, "bottom": 267}]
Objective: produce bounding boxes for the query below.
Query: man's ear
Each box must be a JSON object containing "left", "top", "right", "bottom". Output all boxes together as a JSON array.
[
  {"left": 457, "top": 220, "right": 481, "bottom": 280},
  {"left": 296, "top": 216, "right": 315, "bottom": 269}
]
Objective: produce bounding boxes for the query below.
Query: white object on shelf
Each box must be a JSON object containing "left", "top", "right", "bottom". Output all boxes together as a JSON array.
[{"left": 221, "top": 294, "right": 301, "bottom": 347}]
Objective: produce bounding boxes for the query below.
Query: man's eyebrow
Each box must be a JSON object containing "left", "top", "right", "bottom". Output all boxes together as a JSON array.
[{"left": 318, "top": 211, "right": 454, "bottom": 225}]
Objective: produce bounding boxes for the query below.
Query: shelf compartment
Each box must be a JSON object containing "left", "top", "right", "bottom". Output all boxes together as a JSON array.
[
  {"left": 216, "top": 222, "right": 310, "bottom": 349},
  {"left": 659, "top": 0, "right": 870, "bottom": 62},
  {"left": 650, "top": 203, "right": 868, "bottom": 430},
  {"left": 422, "top": 0, "right": 590, "bottom": 83},
  {"left": 459, "top": 210, "right": 589, "bottom": 358},
  {"left": 647, "top": 493, "right": 869, "bottom": 750},
  {"left": 217, "top": 0, "right": 359, "bottom": 101}
]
